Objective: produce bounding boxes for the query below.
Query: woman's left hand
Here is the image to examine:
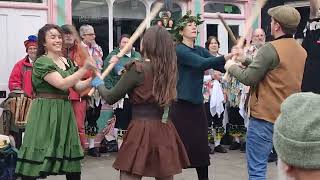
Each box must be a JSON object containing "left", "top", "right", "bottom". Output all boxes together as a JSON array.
[{"left": 91, "top": 77, "right": 104, "bottom": 88}]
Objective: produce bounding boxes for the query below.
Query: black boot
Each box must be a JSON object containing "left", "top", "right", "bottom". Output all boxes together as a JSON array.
[
  {"left": 214, "top": 145, "right": 227, "bottom": 153},
  {"left": 66, "top": 172, "right": 81, "bottom": 180},
  {"left": 21, "top": 176, "right": 36, "bottom": 180},
  {"left": 229, "top": 142, "right": 241, "bottom": 150},
  {"left": 88, "top": 147, "right": 101, "bottom": 157}
]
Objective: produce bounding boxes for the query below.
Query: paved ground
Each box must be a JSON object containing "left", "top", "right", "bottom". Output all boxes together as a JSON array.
[{"left": 47, "top": 147, "right": 277, "bottom": 180}]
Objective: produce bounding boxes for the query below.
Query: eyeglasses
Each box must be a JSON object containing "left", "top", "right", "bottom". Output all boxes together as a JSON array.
[{"left": 84, "top": 33, "right": 95, "bottom": 36}]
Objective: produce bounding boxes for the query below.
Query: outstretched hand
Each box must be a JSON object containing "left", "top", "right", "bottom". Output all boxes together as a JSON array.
[{"left": 224, "top": 59, "right": 237, "bottom": 71}]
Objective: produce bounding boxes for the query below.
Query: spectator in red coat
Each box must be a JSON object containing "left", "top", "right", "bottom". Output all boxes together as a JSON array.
[{"left": 8, "top": 35, "right": 37, "bottom": 97}]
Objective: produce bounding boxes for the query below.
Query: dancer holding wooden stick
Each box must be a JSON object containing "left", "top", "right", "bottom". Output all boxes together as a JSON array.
[
  {"left": 91, "top": 25, "right": 190, "bottom": 180},
  {"left": 225, "top": 5, "right": 306, "bottom": 179},
  {"left": 16, "top": 24, "right": 96, "bottom": 180},
  {"left": 168, "top": 11, "right": 233, "bottom": 180}
]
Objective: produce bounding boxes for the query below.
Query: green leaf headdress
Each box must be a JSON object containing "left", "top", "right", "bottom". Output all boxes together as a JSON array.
[{"left": 174, "top": 10, "right": 204, "bottom": 42}]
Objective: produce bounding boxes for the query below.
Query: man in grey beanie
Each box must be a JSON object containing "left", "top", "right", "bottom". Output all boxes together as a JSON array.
[{"left": 274, "top": 92, "right": 320, "bottom": 180}]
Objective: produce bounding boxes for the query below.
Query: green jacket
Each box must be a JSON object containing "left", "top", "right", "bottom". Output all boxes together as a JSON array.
[{"left": 103, "top": 48, "right": 141, "bottom": 89}]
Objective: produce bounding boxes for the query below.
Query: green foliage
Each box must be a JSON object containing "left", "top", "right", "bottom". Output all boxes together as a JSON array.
[{"left": 173, "top": 10, "right": 204, "bottom": 42}]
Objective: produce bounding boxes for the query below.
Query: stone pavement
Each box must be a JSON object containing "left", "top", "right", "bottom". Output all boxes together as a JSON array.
[{"left": 47, "top": 147, "right": 277, "bottom": 180}]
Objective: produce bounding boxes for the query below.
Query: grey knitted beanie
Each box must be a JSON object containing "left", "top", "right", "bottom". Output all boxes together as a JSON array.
[{"left": 273, "top": 92, "right": 320, "bottom": 169}]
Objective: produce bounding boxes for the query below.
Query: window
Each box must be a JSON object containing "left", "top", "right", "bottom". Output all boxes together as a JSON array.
[
  {"left": 72, "top": 0, "right": 109, "bottom": 59},
  {"left": 204, "top": 3, "right": 241, "bottom": 14},
  {"left": 0, "top": 0, "right": 43, "bottom": 2},
  {"left": 113, "top": 0, "right": 146, "bottom": 50}
]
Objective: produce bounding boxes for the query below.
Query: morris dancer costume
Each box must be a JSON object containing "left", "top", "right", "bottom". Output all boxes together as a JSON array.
[
  {"left": 203, "top": 36, "right": 227, "bottom": 154},
  {"left": 79, "top": 24, "right": 103, "bottom": 157},
  {"left": 169, "top": 11, "right": 226, "bottom": 180},
  {"left": 61, "top": 24, "right": 92, "bottom": 150},
  {"left": 15, "top": 24, "right": 88, "bottom": 180},
  {"left": 103, "top": 36, "right": 141, "bottom": 146},
  {"left": 91, "top": 26, "right": 189, "bottom": 179}
]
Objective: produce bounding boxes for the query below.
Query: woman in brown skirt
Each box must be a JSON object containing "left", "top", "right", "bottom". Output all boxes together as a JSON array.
[
  {"left": 169, "top": 11, "right": 233, "bottom": 180},
  {"left": 91, "top": 26, "right": 190, "bottom": 180}
]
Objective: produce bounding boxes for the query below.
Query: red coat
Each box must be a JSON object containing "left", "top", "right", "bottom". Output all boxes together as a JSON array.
[{"left": 8, "top": 56, "right": 33, "bottom": 97}]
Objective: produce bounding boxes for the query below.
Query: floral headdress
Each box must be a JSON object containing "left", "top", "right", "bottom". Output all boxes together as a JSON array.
[{"left": 174, "top": 10, "right": 203, "bottom": 42}]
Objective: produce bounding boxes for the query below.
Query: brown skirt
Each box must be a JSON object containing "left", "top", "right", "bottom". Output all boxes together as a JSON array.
[
  {"left": 169, "top": 100, "right": 210, "bottom": 167},
  {"left": 113, "top": 117, "right": 190, "bottom": 177}
]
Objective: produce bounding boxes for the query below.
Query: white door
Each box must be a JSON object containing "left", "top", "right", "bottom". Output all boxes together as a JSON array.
[
  {"left": 203, "top": 19, "right": 244, "bottom": 54},
  {"left": 0, "top": 8, "right": 47, "bottom": 104}
]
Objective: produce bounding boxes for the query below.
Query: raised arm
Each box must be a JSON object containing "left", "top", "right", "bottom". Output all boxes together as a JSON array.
[{"left": 227, "top": 44, "right": 279, "bottom": 86}]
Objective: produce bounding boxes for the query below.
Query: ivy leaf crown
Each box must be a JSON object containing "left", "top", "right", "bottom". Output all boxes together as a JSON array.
[{"left": 174, "top": 10, "right": 204, "bottom": 42}]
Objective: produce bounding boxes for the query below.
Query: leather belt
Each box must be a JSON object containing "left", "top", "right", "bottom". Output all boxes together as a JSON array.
[
  {"left": 132, "top": 104, "right": 164, "bottom": 120},
  {"left": 35, "top": 92, "right": 69, "bottom": 100}
]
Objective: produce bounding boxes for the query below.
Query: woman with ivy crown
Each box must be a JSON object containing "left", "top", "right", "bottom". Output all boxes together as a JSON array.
[{"left": 169, "top": 11, "right": 233, "bottom": 180}]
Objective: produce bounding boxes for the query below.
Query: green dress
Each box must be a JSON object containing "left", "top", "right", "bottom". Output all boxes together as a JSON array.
[{"left": 15, "top": 56, "right": 84, "bottom": 177}]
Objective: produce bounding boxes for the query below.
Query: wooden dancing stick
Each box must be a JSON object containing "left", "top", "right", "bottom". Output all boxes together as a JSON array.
[
  {"left": 217, "top": 13, "right": 237, "bottom": 45},
  {"left": 88, "top": 2, "right": 164, "bottom": 96},
  {"left": 223, "top": 0, "right": 268, "bottom": 81}
]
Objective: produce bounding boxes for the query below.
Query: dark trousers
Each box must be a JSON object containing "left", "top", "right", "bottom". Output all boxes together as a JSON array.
[
  {"left": 114, "top": 98, "right": 132, "bottom": 130},
  {"left": 204, "top": 102, "right": 224, "bottom": 128}
]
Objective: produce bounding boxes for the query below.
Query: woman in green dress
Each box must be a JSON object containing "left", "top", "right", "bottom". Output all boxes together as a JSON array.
[{"left": 15, "top": 24, "right": 96, "bottom": 180}]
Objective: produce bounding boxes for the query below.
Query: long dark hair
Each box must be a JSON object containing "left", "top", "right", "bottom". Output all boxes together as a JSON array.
[
  {"left": 141, "top": 26, "right": 177, "bottom": 106},
  {"left": 36, "top": 24, "right": 64, "bottom": 59}
]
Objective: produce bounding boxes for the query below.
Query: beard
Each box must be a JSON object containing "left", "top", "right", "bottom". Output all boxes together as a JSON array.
[{"left": 278, "top": 159, "right": 295, "bottom": 180}]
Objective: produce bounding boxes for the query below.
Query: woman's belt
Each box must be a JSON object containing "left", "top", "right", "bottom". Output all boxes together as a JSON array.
[
  {"left": 132, "top": 104, "right": 164, "bottom": 120},
  {"left": 35, "top": 92, "right": 69, "bottom": 99}
]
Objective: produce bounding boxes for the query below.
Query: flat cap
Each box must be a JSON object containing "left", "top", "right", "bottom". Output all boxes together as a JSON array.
[{"left": 268, "top": 5, "right": 301, "bottom": 29}]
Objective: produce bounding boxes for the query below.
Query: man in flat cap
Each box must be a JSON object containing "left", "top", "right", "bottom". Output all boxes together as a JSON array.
[
  {"left": 224, "top": 5, "right": 307, "bottom": 179},
  {"left": 274, "top": 92, "right": 320, "bottom": 180}
]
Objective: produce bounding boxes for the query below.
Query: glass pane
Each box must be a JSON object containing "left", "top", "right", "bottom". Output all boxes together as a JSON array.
[
  {"left": 204, "top": 3, "right": 241, "bottom": 14},
  {"left": 0, "top": 0, "right": 43, "bottom": 2},
  {"left": 72, "top": 0, "right": 109, "bottom": 58},
  {"left": 206, "top": 24, "right": 218, "bottom": 39},
  {"left": 113, "top": 0, "right": 146, "bottom": 51}
]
